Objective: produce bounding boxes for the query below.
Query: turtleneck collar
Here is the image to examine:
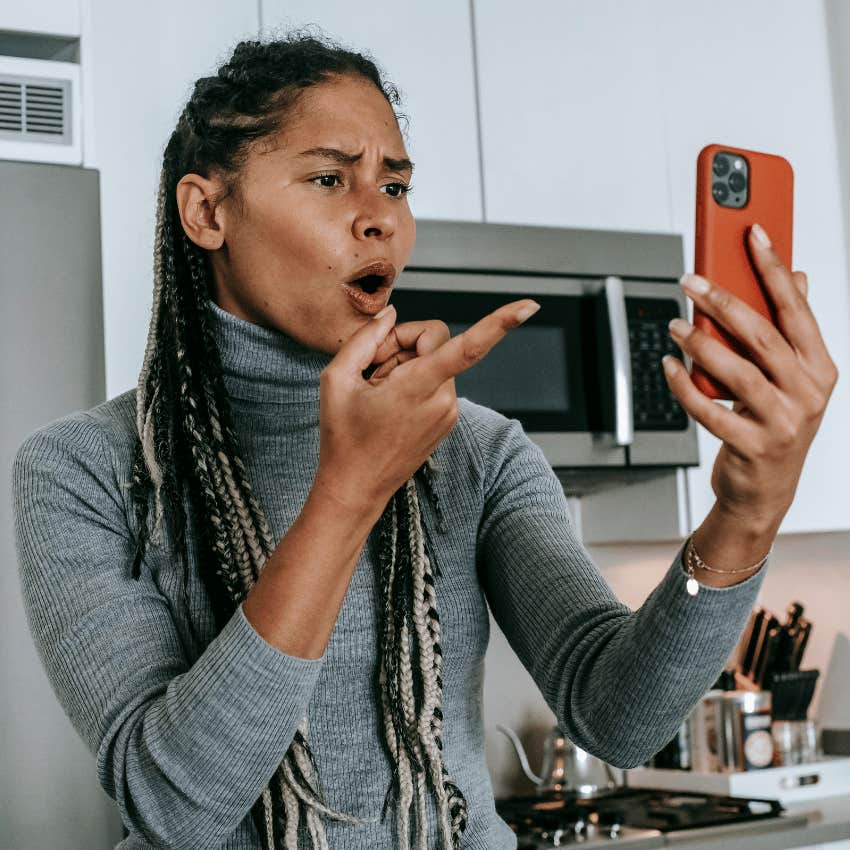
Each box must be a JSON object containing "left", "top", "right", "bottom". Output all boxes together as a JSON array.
[{"left": 206, "top": 297, "right": 335, "bottom": 405}]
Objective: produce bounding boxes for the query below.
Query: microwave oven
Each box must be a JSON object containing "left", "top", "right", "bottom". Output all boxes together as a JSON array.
[{"left": 391, "top": 219, "right": 700, "bottom": 490}]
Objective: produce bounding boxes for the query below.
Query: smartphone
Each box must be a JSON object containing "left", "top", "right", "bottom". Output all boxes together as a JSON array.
[{"left": 692, "top": 143, "right": 794, "bottom": 401}]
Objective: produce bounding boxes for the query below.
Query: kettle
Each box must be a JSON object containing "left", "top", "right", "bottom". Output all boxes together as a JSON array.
[{"left": 497, "top": 723, "right": 618, "bottom": 797}]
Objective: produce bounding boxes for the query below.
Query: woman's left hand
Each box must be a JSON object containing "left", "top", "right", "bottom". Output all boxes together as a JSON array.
[{"left": 665, "top": 223, "right": 839, "bottom": 532}]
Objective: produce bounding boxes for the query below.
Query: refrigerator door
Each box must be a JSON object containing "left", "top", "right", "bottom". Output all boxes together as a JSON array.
[{"left": 1, "top": 161, "right": 122, "bottom": 848}]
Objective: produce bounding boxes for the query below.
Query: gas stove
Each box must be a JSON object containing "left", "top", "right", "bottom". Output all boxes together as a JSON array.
[{"left": 495, "top": 786, "right": 799, "bottom": 848}]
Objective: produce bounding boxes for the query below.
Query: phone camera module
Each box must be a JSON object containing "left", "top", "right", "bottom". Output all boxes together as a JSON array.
[
  {"left": 711, "top": 151, "right": 748, "bottom": 209},
  {"left": 728, "top": 171, "right": 746, "bottom": 193},
  {"left": 713, "top": 156, "right": 731, "bottom": 177},
  {"left": 712, "top": 182, "right": 729, "bottom": 202}
]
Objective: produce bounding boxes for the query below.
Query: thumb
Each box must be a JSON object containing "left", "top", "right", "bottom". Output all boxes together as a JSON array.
[{"left": 332, "top": 305, "right": 397, "bottom": 375}]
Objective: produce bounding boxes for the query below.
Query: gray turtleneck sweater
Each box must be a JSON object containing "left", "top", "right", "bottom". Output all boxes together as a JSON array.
[{"left": 11, "top": 298, "right": 768, "bottom": 850}]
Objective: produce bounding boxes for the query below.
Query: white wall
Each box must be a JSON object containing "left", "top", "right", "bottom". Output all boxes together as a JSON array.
[{"left": 82, "top": 0, "right": 260, "bottom": 399}]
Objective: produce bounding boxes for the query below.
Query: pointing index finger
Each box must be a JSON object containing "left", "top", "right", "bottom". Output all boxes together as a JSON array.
[{"left": 395, "top": 299, "right": 540, "bottom": 393}]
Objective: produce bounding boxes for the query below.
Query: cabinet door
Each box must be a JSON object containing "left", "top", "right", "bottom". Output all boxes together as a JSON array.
[
  {"left": 474, "top": 0, "right": 673, "bottom": 231},
  {"left": 650, "top": 0, "right": 850, "bottom": 534},
  {"left": 261, "top": 1, "right": 482, "bottom": 222},
  {"left": 0, "top": 0, "right": 80, "bottom": 37}
]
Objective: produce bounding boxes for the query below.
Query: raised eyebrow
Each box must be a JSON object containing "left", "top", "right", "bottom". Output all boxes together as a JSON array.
[{"left": 296, "top": 147, "right": 414, "bottom": 176}]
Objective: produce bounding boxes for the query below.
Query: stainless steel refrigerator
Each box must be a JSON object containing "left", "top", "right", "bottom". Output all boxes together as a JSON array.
[{"left": 1, "top": 160, "right": 122, "bottom": 848}]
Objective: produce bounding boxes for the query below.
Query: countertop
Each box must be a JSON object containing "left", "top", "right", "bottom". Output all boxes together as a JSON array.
[{"left": 666, "top": 793, "right": 850, "bottom": 849}]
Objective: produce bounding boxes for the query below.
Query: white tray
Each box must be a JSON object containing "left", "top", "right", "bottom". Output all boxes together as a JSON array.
[{"left": 625, "top": 756, "right": 850, "bottom": 803}]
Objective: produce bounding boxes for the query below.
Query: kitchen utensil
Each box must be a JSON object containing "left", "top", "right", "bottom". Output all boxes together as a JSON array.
[
  {"left": 754, "top": 624, "right": 783, "bottom": 688},
  {"left": 749, "top": 613, "right": 780, "bottom": 684},
  {"left": 772, "top": 602, "right": 806, "bottom": 674},
  {"left": 497, "top": 724, "right": 618, "bottom": 797},
  {"left": 790, "top": 618, "right": 811, "bottom": 670},
  {"left": 740, "top": 609, "right": 768, "bottom": 679},
  {"left": 737, "top": 607, "right": 765, "bottom": 676}
]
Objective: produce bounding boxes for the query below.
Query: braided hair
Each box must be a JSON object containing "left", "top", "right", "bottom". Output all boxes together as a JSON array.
[{"left": 128, "top": 27, "right": 468, "bottom": 850}]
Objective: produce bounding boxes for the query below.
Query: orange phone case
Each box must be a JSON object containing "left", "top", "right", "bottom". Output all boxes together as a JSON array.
[{"left": 693, "top": 143, "right": 794, "bottom": 400}]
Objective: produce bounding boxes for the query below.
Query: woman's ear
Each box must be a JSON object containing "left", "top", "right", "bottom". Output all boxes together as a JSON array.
[{"left": 175, "top": 173, "right": 228, "bottom": 250}]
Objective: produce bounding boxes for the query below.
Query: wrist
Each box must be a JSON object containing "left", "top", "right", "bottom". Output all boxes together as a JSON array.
[
  {"left": 684, "top": 502, "right": 776, "bottom": 592},
  {"left": 713, "top": 500, "right": 785, "bottom": 541},
  {"left": 309, "top": 468, "right": 388, "bottom": 529},
  {"left": 684, "top": 535, "right": 768, "bottom": 591},
  {"left": 696, "top": 502, "right": 779, "bottom": 562}
]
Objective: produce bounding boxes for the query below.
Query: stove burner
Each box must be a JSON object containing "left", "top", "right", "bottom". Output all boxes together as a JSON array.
[{"left": 495, "top": 786, "right": 786, "bottom": 846}]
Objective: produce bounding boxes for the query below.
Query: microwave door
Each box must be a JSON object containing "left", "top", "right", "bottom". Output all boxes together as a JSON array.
[
  {"left": 517, "top": 281, "right": 628, "bottom": 467},
  {"left": 390, "top": 272, "right": 627, "bottom": 468},
  {"left": 557, "top": 276, "right": 633, "bottom": 466}
]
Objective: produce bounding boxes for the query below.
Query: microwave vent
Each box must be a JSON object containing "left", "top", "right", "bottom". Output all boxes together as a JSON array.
[{"left": 0, "top": 74, "right": 69, "bottom": 143}]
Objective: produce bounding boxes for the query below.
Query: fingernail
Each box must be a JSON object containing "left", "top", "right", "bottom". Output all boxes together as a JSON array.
[
  {"left": 669, "top": 317, "right": 693, "bottom": 337},
  {"left": 516, "top": 301, "right": 541, "bottom": 323},
  {"left": 751, "top": 223, "right": 772, "bottom": 248},
  {"left": 662, "top": 355, "right": 677, "bottom": 376},
  {"left": 679, "top": 273, "right": 710, "bottom": 295},
  {"left": 373, "top": 305, "right": 394, "bottom": 319}
]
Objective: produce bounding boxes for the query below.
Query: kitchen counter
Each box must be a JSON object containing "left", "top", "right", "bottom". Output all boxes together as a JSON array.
[{"left": 571, "top": 794, "right": 850, "bottom": 850}]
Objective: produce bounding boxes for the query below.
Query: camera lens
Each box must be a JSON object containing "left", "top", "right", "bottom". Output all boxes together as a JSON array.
[
  {"left": 728, "top": 171, "right": 746, "bottom": 193},
  {"left": 712, "top": 182, "right": 729, "bottom": 202},
  {"left": 713, "top": 156, "right": 730, "bottom": 177}
]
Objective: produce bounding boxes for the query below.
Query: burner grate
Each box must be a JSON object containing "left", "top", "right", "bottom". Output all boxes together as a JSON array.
[{"left": 495, "top": 786, "right": 785, "bottom": 845}]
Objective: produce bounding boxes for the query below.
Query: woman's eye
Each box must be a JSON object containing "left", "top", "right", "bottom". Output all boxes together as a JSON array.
[
  {"left": 312, "top": 173, "right": 341, "bottom": 188},
  {"left": 383, "top": 182, "right": 413, "bottom": 198},
  {"left": 310, "top": 174, "right": 413, "bottom": 198}
]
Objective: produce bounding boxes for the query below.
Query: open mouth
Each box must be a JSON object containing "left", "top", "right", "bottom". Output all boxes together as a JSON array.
[{"left": 349, "top": 273, "right": 386, "bottom": 295}]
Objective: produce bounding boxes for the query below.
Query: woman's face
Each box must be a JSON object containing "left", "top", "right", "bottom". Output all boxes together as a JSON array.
[{"left": 178, "top": 74, "right": 416, "bottom": 354}]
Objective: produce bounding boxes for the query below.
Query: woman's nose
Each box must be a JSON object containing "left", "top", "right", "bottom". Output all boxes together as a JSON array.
[{"left": 352, "top": 190, "right": 396, "bottom": 239}]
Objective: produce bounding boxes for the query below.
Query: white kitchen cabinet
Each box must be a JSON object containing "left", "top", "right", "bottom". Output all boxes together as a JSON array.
[
  {"left": 0, "top": 0, "right": 80, "bottom": 37},
  {"left": 259, "top": 0, "right": 482, "bottom": 222},
  {"left": 474, "top": 0, "right": 850, "bottom": 534},
  {"left": 473, "top": 1, "right": 673, "bottom": 232}
]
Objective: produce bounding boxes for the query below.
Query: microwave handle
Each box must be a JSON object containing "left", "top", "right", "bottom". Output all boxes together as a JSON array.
[{"left": 604, "top": 276, "right": 634, "bottom": 446}]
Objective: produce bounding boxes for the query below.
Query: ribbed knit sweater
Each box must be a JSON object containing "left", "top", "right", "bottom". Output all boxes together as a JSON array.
[{"left": 11, "top": 297, "right": 768, "bottom": 850}]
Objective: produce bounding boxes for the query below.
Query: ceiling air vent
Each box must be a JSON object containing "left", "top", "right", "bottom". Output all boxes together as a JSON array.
[{"left": 0, "top": 75, "right": 69, "bottom": 143}]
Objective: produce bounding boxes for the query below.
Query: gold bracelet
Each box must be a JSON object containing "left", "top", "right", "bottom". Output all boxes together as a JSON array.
[{"left": 684, "top": 534, "right": 771, "bottom": 596}]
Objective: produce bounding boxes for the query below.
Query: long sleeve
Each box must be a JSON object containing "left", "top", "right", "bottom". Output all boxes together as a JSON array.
[
  {"left": 11, "top": 413, "right": 326, "bottom": 849},
  {"left": 463, "top": 403, "right": 767, "bottom": 769}
]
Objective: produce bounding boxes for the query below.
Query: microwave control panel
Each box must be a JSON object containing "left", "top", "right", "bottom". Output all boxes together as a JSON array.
[{"left": 626, "top": 297, "right": 688, "bottom": 430}]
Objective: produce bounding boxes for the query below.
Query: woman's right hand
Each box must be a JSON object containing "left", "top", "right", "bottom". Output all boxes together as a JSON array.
[{"left": 311, "top": 299, "right": 541, "bottom": 518}]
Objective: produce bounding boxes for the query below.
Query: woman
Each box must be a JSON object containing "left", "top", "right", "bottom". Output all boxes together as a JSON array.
[{"left": 12, "top": 29, "right": 837, "bottom": 850}]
